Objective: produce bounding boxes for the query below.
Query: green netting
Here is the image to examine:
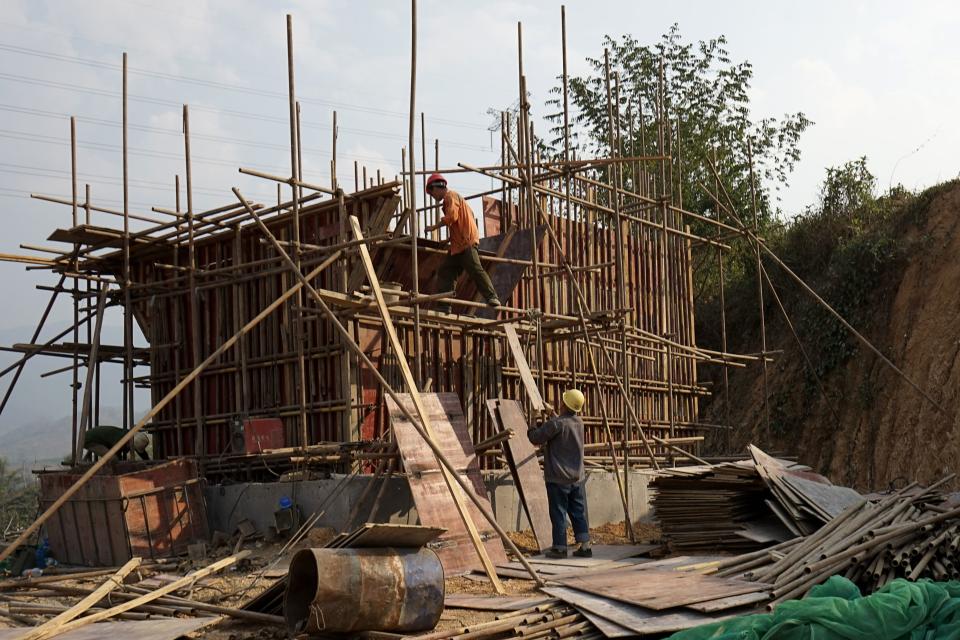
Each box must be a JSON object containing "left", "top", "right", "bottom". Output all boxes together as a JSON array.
[{"left": 667, "top": 576, "right": 960, "bottom": 640}]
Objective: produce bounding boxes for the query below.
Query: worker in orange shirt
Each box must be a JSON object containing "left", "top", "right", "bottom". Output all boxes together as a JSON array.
[{"left": 424, "top": 173, "right": 501, "bottom": 313}]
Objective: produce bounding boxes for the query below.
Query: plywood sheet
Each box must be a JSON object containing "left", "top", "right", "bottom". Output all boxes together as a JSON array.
[
  {"left": 0, "top": 617, "right": 217, "bottom": 640},
  {"left": 444, "top": 595, "right": 553, "bottom": 611},
  {"left": 389, "top": 392, "right": 508, "bottom": 575},
  {"left": 543, "top": 586, "right": 731, "bottom": 636},
  {"left": 345, "top": 523, "right": 447, "bottom": 548},
  {"left": 488, "top": 399, "right": 552, "bottom": 552},
  {"left": 555, "top": 566, "right": 769, "bottom": 611}
]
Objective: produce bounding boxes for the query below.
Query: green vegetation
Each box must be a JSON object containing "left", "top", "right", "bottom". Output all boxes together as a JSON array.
[
  {"left": 701, "top": 157, "right": 952, "bottom": 403},
  {"left": 0, "top": 457, "right": 37, "bottom": 535}
]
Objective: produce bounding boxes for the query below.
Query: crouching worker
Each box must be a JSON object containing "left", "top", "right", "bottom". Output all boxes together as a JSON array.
[
  {"left": 82, "top": 425, "right": 150, "bottom": 461},
  {"left": 423, "top": 173, "right": 501, "bottom": 313},
  {"left": 526, "top": 389, "right": 591, "bottom": 558}
]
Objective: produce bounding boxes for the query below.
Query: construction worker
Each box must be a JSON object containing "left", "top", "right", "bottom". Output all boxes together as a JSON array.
[
  {"left": 81, "top": 426, "right": 150, "bottom": 461},
  {"left": 423, "top": 173, "right": 501, "bottom": 313},
  {"left": 526, "top": 389, "right": 591, "bottom": 558}
]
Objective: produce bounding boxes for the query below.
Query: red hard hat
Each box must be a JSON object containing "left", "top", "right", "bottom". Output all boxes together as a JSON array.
[{"left": 426, "top": 173, "right": 447, "bottom": 191}]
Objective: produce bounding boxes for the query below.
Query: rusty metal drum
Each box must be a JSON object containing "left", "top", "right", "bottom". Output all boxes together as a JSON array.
[{"left": 284, "top": 547, "right": 445, "bottom": 633}]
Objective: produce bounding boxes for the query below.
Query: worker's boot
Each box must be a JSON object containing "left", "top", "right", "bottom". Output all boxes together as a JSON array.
[
  {"left": 544, "top": 547, "right": 567, "bottom": 559},
  {"left": 573, "top": 542, "right": 592, "bottom": 558}
]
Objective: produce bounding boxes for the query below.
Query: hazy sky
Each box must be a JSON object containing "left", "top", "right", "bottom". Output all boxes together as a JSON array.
[{"left": 0, "top": 0, "right": 957, "bottom": 423}]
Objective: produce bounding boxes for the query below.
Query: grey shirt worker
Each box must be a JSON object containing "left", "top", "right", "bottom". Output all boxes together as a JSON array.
[{"left": 527, "top": 412, "right": 585, "bottom": 485}]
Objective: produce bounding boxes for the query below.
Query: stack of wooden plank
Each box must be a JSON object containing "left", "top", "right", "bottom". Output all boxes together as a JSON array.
[
  {"left": 650, "top": 461, "right": 778, "bottom": 552},
  {"left": 650, "top": 446, "right": 863, "bottom": 552}
]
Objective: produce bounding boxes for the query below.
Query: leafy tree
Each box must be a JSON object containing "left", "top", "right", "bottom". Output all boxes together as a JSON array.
[{"left": 545, "top": 25, "right": 811, "bottom": 234}]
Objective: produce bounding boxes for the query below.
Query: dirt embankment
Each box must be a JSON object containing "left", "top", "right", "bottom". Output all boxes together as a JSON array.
[{"left": 701, "top": 182, "right": 960, "bottom": 491}]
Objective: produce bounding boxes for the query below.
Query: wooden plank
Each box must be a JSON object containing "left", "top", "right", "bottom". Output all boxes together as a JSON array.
[
  {"left": 502, "top": 323, "right": 545, "bottom": 411},
  {"left": 684, "top": 590, "right": 772, "bottom": 613},
  {"left": 344, "top": 523, "right": 446, "bottom": 548},
  {"left": 443, "top": 595, "right": 553, "bottom": 611},
  {"left": 19, "top": 558, "right": 143, "bottom": 640},
  {"left": 388, "top": 393, "right": 508, "bottom": 577},
  {"left": 352, "top": 215, "right": 506, "bottom": 593},
  {"left": 555, "top": 566, "right": 770, "bottom": 611},
  {"left": 0, "top": 618, "right": 218, "bottom": 640},
  {"left": 488, "top": 399, "right": 552, "bottom": 552},
  {"left": 574, "top": 607, "right": 637, "bottom": 638},
  {"left": 542, "top": 587, "right": 733, "bottom": 636}
]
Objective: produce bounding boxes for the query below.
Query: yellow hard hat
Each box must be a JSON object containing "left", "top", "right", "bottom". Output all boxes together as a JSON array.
[{"left": 562, "top": 389, "right": 585, "bottom": 413}]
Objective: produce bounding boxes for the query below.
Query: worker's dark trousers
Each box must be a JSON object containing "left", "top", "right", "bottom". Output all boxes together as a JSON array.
[
  {"left": 436, "top": 245, "right": 498, "bottom": 311},
  {"left": 545, "top": 480, "right": 590, "bottom": 550}
]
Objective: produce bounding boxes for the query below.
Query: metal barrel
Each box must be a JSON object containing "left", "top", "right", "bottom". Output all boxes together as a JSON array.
[{"left": 284, "top": 546, "right": 445, "bottom": 634}]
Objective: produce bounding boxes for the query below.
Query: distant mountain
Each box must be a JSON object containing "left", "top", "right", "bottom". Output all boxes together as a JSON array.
[{"left": 0, "top": 408, "right": 123, "bottom": 470}]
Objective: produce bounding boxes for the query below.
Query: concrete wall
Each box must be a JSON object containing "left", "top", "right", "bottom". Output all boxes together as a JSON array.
[{"left": 205, "top": 469, "right": 651, "bottom": 536}]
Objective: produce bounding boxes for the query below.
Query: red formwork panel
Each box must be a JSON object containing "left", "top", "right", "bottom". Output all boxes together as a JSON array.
[
  {"left": 38, "top": 458, "right": 208, "bottom": 566},
  {"left": 244, "top": 418, "right": 285, "bottom": 453}
]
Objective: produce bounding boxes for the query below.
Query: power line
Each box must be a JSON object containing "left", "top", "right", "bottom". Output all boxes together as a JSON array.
[
  {"left": 0, "top": 73, "right": 491, "bottom": 152},
  {"left": 0, "top": 102, "right": 415, "bottom": 162},
  {"left": 0, "top": 42, "right": 488, "bottom": 131}
]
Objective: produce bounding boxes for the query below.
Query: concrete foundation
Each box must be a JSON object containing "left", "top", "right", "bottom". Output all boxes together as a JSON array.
[{"left": 205, "top": 470, "right": 651, "bottom": 536}]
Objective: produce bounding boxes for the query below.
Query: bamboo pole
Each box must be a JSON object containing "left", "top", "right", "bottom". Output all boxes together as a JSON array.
[
  {"left": 122, "top": 52, "right": 134, "bottom": 435},
  {"left": 409, "top": 0, "right": 423, "bottom": 387},
  {"left": 286, "top": 14, "right": 309, "bottom": 447},
  {"left": 74, "top": 286, "right": 108, "bottom": 463}
]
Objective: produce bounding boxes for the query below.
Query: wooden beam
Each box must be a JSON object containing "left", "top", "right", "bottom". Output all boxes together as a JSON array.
[{"left": 503, "top": 323, "right": 546, "bottom": 412}]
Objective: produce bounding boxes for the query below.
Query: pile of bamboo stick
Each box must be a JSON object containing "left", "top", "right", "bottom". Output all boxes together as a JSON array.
[{"left": 712, "top": 477, "right": 960, "bottom": 607}]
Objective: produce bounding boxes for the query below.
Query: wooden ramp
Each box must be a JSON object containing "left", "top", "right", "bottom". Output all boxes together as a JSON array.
[
  {"left": 388, "top": 392, "right": 508, "bottom": 575},
  {"left": 486, "top": 398, "right": 553, "bottom": 552}
]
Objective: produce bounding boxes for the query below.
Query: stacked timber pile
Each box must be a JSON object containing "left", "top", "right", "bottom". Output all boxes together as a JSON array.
[
  {"left": 651, "top": 445, "right": 863, "bottom": 552},
  {"left": 712, "top": 476, "right": 960, "bottom": 605}
]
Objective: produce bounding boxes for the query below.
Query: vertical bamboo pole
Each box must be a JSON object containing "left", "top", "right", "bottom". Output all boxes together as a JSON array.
[
  {"left": 286, "top": 14, "right": 309, "bottom": 446},
  {"left": 517, "top": 23, "right": 544, "bottom": 389},
  {"left": 561, "top": 5, "right": 577, "bottom": 390},
  {"left": 331, "top": 110, "right": 338, "bottom": 190},
  {"left": 409, "top": 0, "right": 423, "bottom": 387},
  {"left": 84, "top": 183, "right": 97, "bottom": 428},
  {"left": 173, "top": 175, "right": 184, "bottom": 456},
  {"left": 747, "top": 139, "right": 770, "bottom": 432},
  {"left": 712, "top": 148, "right": 731, "bottom": 448},
  {"left": 70, "top": 116, "right": 80, "bottom": 457},
  {"left": 122, "top": 53, "right": 134, "bottom": 437},
  {"left": 604, "top": 54, "right": 633, "bottom": 536},
  {"left": 183, "top": 105, "right": 203, "bottom": 456}
]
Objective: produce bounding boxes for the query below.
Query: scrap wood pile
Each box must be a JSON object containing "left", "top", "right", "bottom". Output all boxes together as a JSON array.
[
  {"left": 650, "top": 445, "right": 863, "bottom": 552},
  {"left": 708, "top": 474, "right": 960, "bottom": 605},
  {"left": 0, "top": 551, "right": 282, "bottom": 637}
]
